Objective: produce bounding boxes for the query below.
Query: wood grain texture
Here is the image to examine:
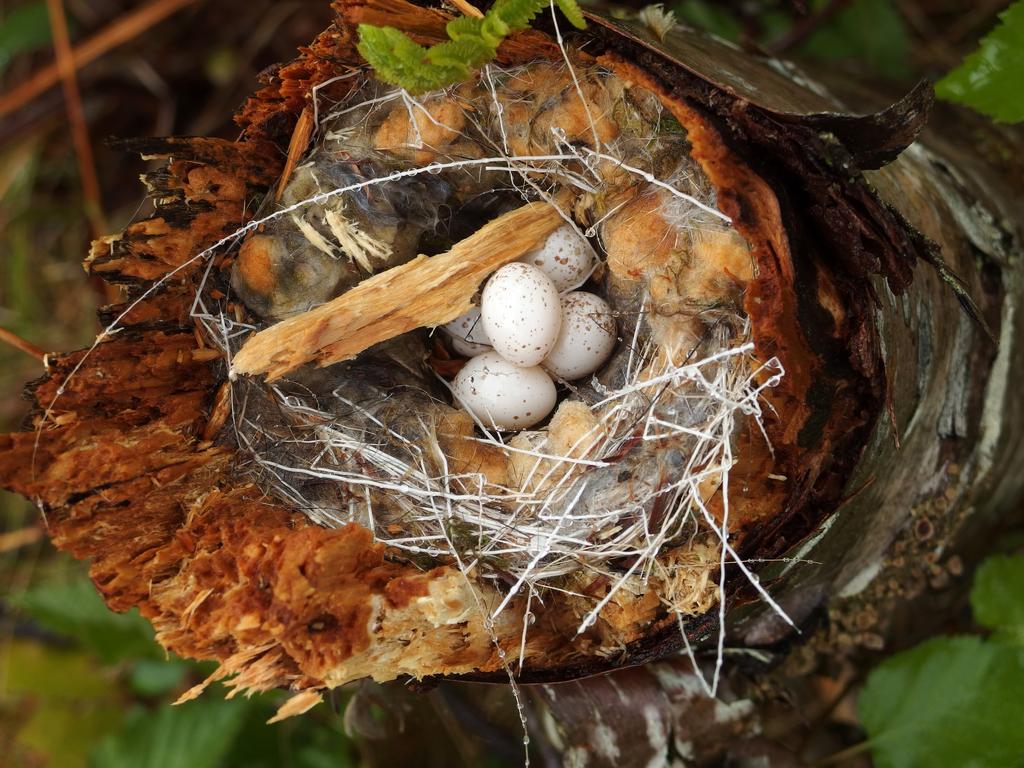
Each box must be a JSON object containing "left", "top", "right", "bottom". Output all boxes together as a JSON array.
[{"left": 230, "top": 201, "right": 564, "bottom": 380}]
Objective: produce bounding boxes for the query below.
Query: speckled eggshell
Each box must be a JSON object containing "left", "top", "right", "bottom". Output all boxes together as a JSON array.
[
  {"left": 452, "top": 351, "right": 556, "bottom": 430},
  {"left": 481, "top": 263, "right": 561, "bottom": 367},
  {"left": 518, "top": 224, "right": 597, "bottom": 291},
  {"left": 543, "top": 291, "right": 617, "bottom": 381},
  {"left": 442, "top": 306, "right": 492, "bottom": 357}
]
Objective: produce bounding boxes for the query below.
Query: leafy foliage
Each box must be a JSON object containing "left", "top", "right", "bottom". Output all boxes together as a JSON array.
[
  {"left": 0, "top": 1, "right": 52, "bottom": 75},
  {"left": 4, "top": 557, "right": 356, "bottom": 766},
  {"left": 799, "top": 0, "right": 910, "bottom": 80},
  {"left": 11, "top": 575, "right": 161, "bottom": 663},
  {"left": 128, "top": 659, "right": 197, "bottom": 697},
  {"left": 971, "top": 553, "right": 1024, "bottom": 639},
  {"left": 859, "top": 555, "right": 1024, "bottom": 767},
  {"left": 223, "top": 703, "right": 356, "bottom": 768},
  {"left": 670, "top": 0, "right": 911, "bottom": 80},
  {"left": 89, "top": 698, "right": 251, "bottom": 768},
  {"left": 356, "top": 0, "right": 585, "bottom": 94},
  {"left": 859, "top": 636, "right": 1024, "bottom": 768},
  {"left": 2, "top": 640, "right": 126, "bottom": 768},
  {"left": 935, "top": 1, "right": 1024, "bottom": 124}
]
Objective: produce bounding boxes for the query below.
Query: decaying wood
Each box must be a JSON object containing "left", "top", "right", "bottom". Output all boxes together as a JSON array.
[
  {"left": 0, "top": 0, "right": 1022, "bottom": 756},
  {"left": 276, "top": 105, "right": 316, "bottom": 201},
  {"left": 230, "top": 201, "right": 564, "bottom": 380}
]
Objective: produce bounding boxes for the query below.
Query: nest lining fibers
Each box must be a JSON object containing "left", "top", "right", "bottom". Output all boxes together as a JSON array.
[{"left": 192, "top": 54, "right": 786, "bottom": 672}]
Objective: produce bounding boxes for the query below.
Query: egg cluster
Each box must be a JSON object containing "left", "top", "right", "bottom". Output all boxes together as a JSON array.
[{"left": 445, "top": 225, "right": 617, "bottom": 430}]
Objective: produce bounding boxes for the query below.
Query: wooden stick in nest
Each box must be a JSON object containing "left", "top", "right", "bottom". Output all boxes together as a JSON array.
[{"left": 231, "top": 201, "right": 565, "bottom": 381}]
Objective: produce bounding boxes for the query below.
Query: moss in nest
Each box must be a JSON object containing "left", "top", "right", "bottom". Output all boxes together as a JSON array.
[{"left": 214, "top": 54, "right": 785, "bottom": 671}]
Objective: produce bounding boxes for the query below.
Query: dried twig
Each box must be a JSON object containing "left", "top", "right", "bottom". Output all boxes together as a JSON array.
[
  {"left": 0, "top": 526, "right": 45, "bottom": 554},
  {"left": 0, "top": 0, "right": 200, "bottom": 121},
  {"left": 230, "top": 201, "right": 565, "bottom": 380},
  {"left": 447, "top": 0, "right": 484, "bottom": 19},
  {"left": 0, "top": 327, "right": 47, "bottom": 362},
  {"left": 45, "top": 0, "right": 106, "bottom": 237}
]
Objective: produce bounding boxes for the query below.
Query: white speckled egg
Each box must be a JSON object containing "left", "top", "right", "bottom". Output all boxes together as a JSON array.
[
  {"left": 518, "top": 224, "right": 596, "bottom": 291},
  {"left": 452, "top": 352, "right": 556, "bottom": 430},
  {"left": 442, "top": 306, "right": 492, "bottom": 357},
  {"left": 543, "top": 291, "right": 617, "bottom": 381},
  {"left": 481, "top": 263, "right": 561, "bottom": 367}
]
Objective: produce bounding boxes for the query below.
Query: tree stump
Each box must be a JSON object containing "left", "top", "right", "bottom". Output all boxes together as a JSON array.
[{"left": 1, "top": 0, "right": 1022, "bottom": 761}]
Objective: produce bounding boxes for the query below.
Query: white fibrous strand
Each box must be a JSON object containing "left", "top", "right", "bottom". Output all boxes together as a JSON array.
[{"left": 189, "top": 57, "right": 792, "bottom": 692}]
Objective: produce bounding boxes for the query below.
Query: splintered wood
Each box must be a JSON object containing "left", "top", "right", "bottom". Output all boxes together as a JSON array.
[{"left": 230, "top": 202, "right": 564, "bottom": 381}]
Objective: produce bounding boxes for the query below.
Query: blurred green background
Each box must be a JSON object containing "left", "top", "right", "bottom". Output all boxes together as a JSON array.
[{"left": 0, "top": 0, "right": 1018, "bottom": 765}]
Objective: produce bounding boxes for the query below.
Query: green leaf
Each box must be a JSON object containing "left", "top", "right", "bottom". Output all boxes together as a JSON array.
[
  {"left": 799, "top": 0, "right": 910, "bottom": 80},
  {"left": 553, "top": 0, "right": 586, "bottom": 30},
  {"left": 429, "top": 37, "right": 497, "bottom": 71},
  {"left": 220, "top": 693, "right": 356, "bottom": 768},
  {"left": 10, "top": 576, "right": 160, "bottom": 663},
  {"left": 128, "top": 659, "right": 191, "bottom": 697},
  {"left": 971, "top": 554, "right": 1024, "bottom": 640},
  {"left": 0, "top": 2, "right": 52, "bottom": 75},
  {"left": 936, "top": 1, "right": 1024, "bottom": 124},
  {"left": 356, "top": 25, "right": 458, "bottom": 94},
  {"left": 357, "top": 0, "right": 586, "bottom": 94},
  {"left": 89, "top": 698, "right": 251, "bottom": 768},
  {"left": 446, "top": 14, "right": 486, "bottom": 41},
  {"left": 859, "top": 635, "right": 1024, "bottom": 768},
  {"left": 492, "top": 0, "right": 545, "bottom": 31},
  {"left": 3, "top": 640, "right": 125, "bottom": 768}
]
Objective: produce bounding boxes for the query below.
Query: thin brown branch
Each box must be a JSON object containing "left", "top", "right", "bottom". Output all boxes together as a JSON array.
[
  {"left": 0, "top": 327, "right": 47, "bottom": 362},
  {"left": 45, "top": 0, "right": 107, "bottom": 237},
  {"left": 231, "top": 201, "right": 564, "bottom": 381},
  {"left": 0, "top": 526, "right": 45, "bottom": 554},
  {"left": 0, "top": 0, "right": 200, "bottom": 122}
]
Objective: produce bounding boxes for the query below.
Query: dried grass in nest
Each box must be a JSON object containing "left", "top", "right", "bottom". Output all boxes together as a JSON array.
[{"left": 186, "top": 53, "right": 792, "bottom": 687}]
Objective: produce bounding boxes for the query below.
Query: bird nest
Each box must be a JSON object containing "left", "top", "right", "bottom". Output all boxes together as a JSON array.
[
  {"left": 5, "top": 0, "right": 1003, "bottom": 735},
  {"left": 193, "top": 54, "right": 788, "bottom": 671},
  {"left": 7, "top": 0, "right": 951, "bottom": 724}
]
